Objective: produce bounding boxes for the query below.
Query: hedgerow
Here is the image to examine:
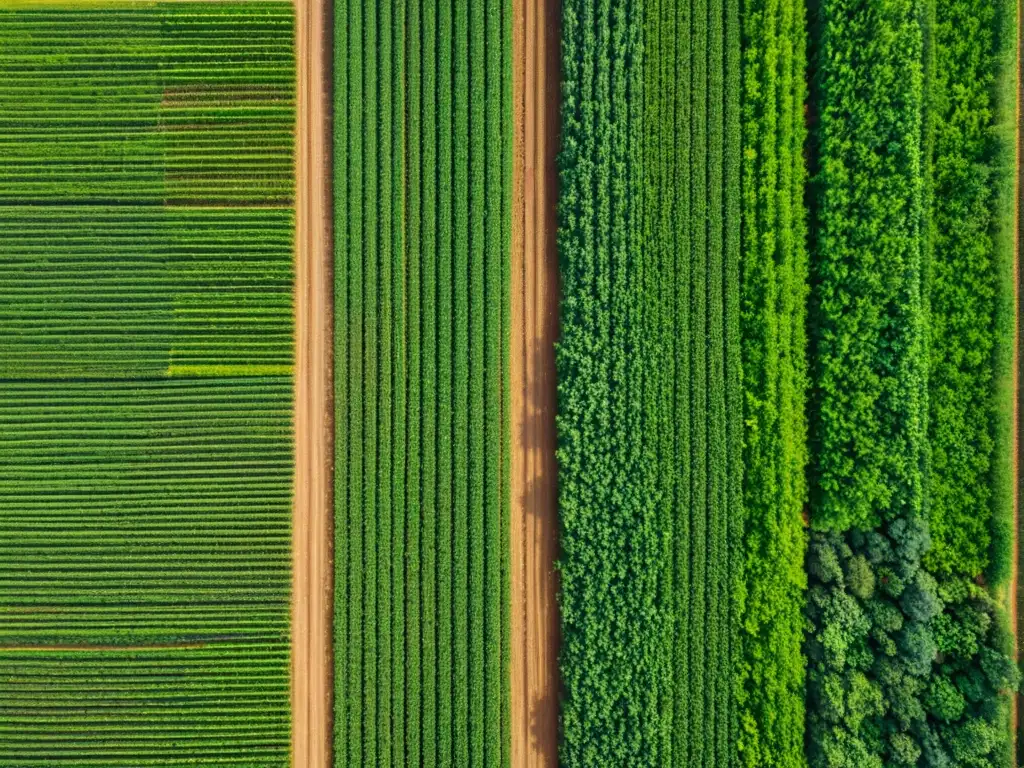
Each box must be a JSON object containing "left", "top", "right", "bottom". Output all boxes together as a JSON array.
[
  {"left": 806, "top": 0, "right": 930, "bottom": 763},
  {"left": 736, "top": 0, "right": 809, "bottom": 760},
  {"left": 808, "top": 0, "right": 928, "bottom": 535}
]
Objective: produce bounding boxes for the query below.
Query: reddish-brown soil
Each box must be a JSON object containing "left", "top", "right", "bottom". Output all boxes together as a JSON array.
[
  {"left": 509, "top": 0, "right": 561, "bottom": 763},
  {"left": 292, "top": 0, "right": 332, "bottom": 762}
]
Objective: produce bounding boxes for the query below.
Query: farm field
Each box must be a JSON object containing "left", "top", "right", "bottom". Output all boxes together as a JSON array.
[
  {"left": 332, "top": 0, "right": 511, "bottom": 765},
  {"left": 0, "top": 0, "right": 1021, "bottom": 765},
  {"left": 0, "top": 4, "right": 295, "bottom": 765}
]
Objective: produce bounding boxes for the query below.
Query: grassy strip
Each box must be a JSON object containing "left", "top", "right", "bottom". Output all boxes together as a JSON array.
[{"left": 735, "top": 0, "right": 809, "bottom": 760}]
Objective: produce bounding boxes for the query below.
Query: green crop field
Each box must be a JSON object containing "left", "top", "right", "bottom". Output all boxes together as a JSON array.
[
  {"left": 332, "top": 0, "right": 511, "bottom": 765},
  {"left": 556, "top": 0, "right": 1020, "bottom": 765},
  {"left": 0, "top": 0, "right": 1019, "bottom": 763},
  {"left": 0, "top": 5, "right": 294, "bottom": 765}
]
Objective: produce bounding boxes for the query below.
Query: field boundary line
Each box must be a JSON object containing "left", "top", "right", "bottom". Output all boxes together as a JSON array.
[
  {"left": 509, "top": 0, "right": 561, "bottom": 761},
  {"left": 291, "top": 0, "right": 333, "bottom": 762}
]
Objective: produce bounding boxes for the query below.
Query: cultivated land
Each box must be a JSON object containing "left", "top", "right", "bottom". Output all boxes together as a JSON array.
[
  {"left": 332, "top": 1, "right": 512, "bottom": 764},
  {"left": 0, "top": 5, "right": 295, "bottom": 764},
  {"left": 509, "top": 0, "right": 560, "bottom": 761}
]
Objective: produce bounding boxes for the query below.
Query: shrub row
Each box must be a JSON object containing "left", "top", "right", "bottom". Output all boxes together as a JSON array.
[
  {"left": 736, "top": 0, "right": 810, "bottom": 760},
  {"left": 557, "top": 0, "right": 661, "bottom": 763}
]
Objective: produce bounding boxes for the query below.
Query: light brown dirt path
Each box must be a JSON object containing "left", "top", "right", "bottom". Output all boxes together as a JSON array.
[
  {"left": 292, "top": 0, "right": 332, "bottom": 762},
  {"left": 510, "top": 0, "right": 561, "bottom": 763}
]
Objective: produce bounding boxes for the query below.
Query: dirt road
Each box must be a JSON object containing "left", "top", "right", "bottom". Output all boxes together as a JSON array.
[
  {"left": 291, "top": 0, "right": 332, "bottom": 762},
  {"left": 510, "top": 0, "right": 561, "bottom": 763}
]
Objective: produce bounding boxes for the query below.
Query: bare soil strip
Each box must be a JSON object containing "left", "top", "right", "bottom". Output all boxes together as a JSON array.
[
  {"left": 292, "top": 0, "right": 332, "bottom": 762},
  {"left": 510, "top": 0, "right": 561, "bottom": 762}
]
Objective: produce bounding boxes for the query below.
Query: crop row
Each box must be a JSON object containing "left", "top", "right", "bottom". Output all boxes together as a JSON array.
[
  {"left": 557, "top": 0, "right": 659, "bottom": 763},
  {"left": 557, "top": 0, "right": 744, "bottom": 762},
  {"left": 333, "top": 0, "right": 510, "bottom": 766},
  {"left": 735, "top": 0, "right": 809, "bottom": 760},
  {"left": 0, "top": 644, "right": 289, "bottom": 767},
  {"left": 0, "top": 207, "right": 293, "bottom": 377}
]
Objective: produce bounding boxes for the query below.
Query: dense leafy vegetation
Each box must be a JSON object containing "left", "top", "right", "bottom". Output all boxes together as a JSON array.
[
  {"left": 808, "top": 0, "right": 928, "bottom": 536},
  {"left": 0, "top": 5, "right": 294, "bottom": 765},
  {"left": 557, "top": 1, "right": 661, "bottom": 763},
  {"left": 559, "top": 0, "right": 743, "bottom": 761},
  {"left": 333, "top": 0, "right": 511, "bottom": 764},
  {"left": 926, "top": 0, "right": 1007, "bottom": 581},
  {"left": 806, "top": 0, "right": 1019, "bottom": 764},
  {"left": 805, "top": 0, "right": 930, "bottom": 763},
  {"left": 736, "top": 0, "right": 809, "bottom": 761},
  {"left": 921, "top": 0, "right": 1019, "bottom": 764}
]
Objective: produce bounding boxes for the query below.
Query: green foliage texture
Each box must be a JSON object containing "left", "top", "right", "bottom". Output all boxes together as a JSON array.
[
  {"left": 333, "top": 0, "right": 511, "bottom": 765},
  {"left": 736, "top": 0, "right": 810, "bottom": 760},
  {"left": 0, "top": 5, "right": 295, "bottom": 765},
  {"left": 807, "top": 0, "right": 1019, "bottom": 764},
  {"left": 559, "top": 0, "right": 747, "bottom": 762},
  {"left": 557, "top": 0, "right": 663, "bottom": 763}
]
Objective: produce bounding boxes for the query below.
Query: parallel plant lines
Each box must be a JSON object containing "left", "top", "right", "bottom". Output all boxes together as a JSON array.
[
  {"left": 0, "top": 5, "right": 295, "bottom": 766},
  {"left": 558, "top": 0, "right": 742, "bottom": 763},
  {"left": 333, "top": 0, "right": 511, "bottom": 764},
  {"left": 736, "top": 0, "right": 809, "bottom": 761}
]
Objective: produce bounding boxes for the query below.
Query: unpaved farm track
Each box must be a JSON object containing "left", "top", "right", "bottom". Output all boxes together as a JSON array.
[
  {"left": 510, "top": 0, "right": 561, "bottom": 762},
  {"left": 292, "top": 0, "right": 332, "bottom": 762}
]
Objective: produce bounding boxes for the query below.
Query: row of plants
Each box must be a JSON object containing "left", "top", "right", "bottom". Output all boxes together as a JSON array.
[
  {"left": 558, "top": 0, "right": 747, "bottom": 762},
  {"left": 736, "top": 0, "right": 810, "bottom": 760},
  {"left": 0, "top": 644, "right": 290, "bottom": 766},
  {"left": 0, "top": 6, "right": 293, "bottom": 205},
  {"left": 557, "top": 0, "right": 661, "bottom": 763},
  {"left": 332, "top": 0, "right": 511, "bottom": 765},
  {"left": 0, "top": 207, "right": 293, "bottom": 377},
  {"left": 805, "top": 0, "right": 934, "bottom": 763}
]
